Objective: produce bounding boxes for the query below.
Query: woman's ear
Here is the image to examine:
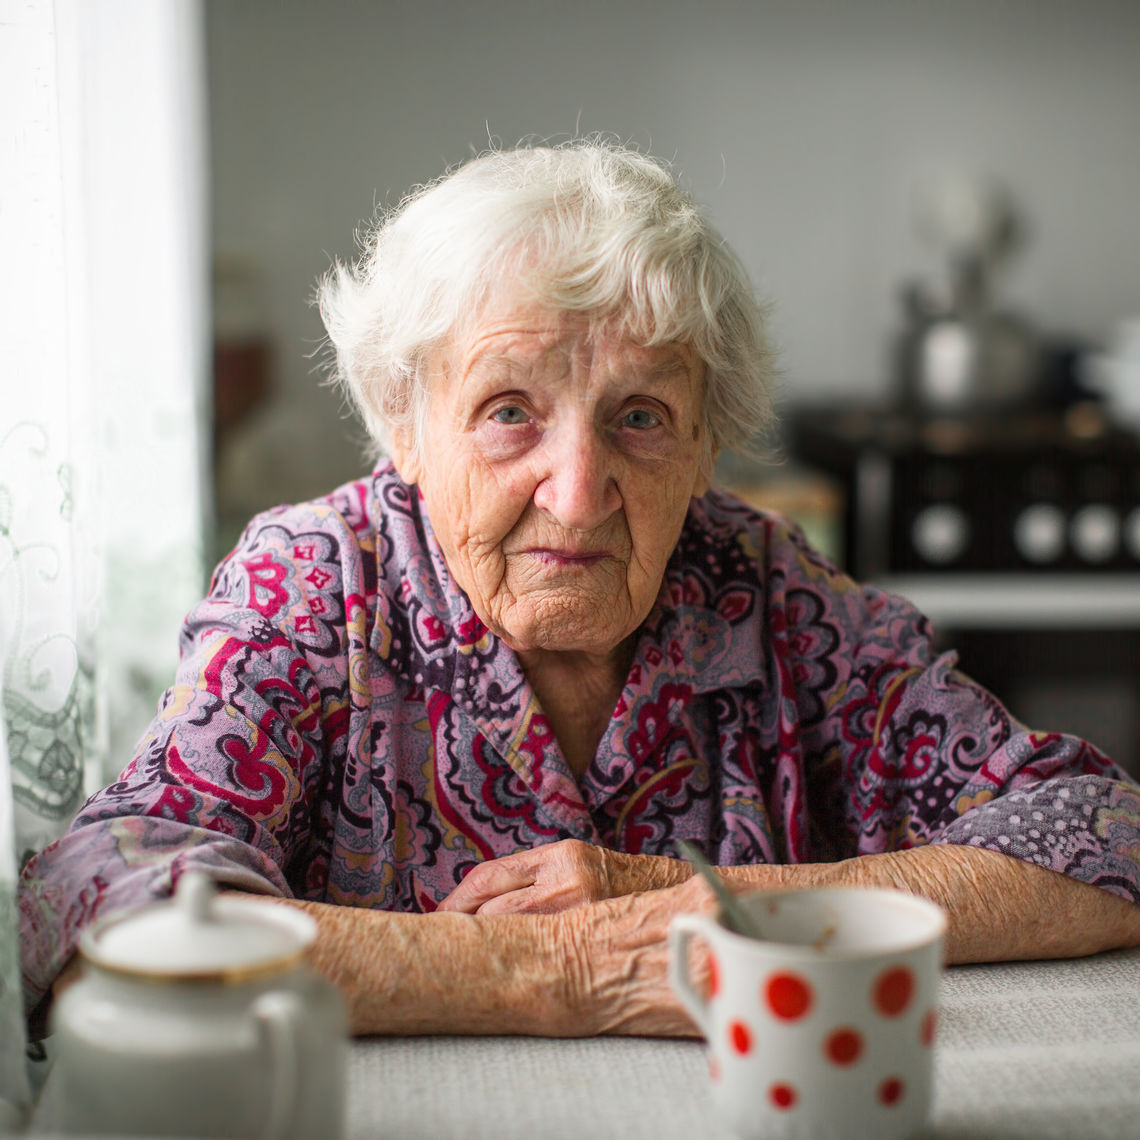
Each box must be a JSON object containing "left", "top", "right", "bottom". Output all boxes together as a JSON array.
[
  {"left": 692, "top": 446, "right": 718, "bottom": 499},
  {"left": 389, "top": 428, "right": 423, "bottom": 488}
]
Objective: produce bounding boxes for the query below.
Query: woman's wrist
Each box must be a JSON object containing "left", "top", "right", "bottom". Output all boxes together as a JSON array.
[{"left": 603, "top": 851, "right": 693, "bottom": 897}]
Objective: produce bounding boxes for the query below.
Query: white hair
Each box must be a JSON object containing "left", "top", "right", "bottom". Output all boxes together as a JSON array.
[{"left": 317, "top": 139, "right": 776, "bottom": 470}]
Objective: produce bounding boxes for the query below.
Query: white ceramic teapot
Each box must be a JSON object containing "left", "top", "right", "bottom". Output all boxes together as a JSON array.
[{"left": 51, "top": 872, "right": 347, "bottom": 1139}]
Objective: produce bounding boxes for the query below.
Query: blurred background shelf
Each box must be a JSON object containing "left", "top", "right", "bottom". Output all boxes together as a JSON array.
[{"left": 873, "top": 574, "right": 1140, "bottom": 629}]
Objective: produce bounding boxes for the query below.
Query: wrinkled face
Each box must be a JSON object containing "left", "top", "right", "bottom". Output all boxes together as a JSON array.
[{"left": 392, "top": 303, "right": 710, "bottom": 660}]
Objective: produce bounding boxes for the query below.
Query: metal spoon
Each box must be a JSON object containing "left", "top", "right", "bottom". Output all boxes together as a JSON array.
[{"left": 677, "top": 840, "right": 764, "bottom": 940}]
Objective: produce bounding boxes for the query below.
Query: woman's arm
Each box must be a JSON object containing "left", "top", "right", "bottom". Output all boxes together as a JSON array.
[
  {"left": 721, "top": 844, "right": 1140, "bottom": 963},
  {"left": 283, "top": 901, "right": 574, "bottom": 1036},
  {"left": 279, "top": 877, "right": 713, "bottom": 1037},
  {"left": 44, "top": 870, "right": 710, "bottom": 1039},
  {"left": 437, "top": 839, "right": 1140, "bottom": 964},
  {"left": 54, "top": 845, "right": 1140, "bottom": 1040},
  {"left": 285, "top": 842, "right": 1140, "bottom": 1037}
]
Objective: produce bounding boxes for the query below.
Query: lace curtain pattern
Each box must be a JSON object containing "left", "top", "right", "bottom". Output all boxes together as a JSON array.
[{"left": 0, "top": 0, "right": 208, "bottom": 1119}]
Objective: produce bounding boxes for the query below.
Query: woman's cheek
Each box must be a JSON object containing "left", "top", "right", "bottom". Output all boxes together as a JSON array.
[
  {"left": 472, "top": 422, "right": 540, "bottom": 462},
  {"left": 614, "top": 422, "right": 698, "bottom": 465},
  {"left": 452, "top": 464, "right": 536, "bottom": 551}
]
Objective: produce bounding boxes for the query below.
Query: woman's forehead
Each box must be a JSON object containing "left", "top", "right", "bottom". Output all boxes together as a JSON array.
[{"left": 455, "top": 303, "right": 696, "bottom": 375}]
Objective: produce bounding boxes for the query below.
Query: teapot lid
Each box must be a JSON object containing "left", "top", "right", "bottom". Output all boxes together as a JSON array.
[{"left": 80, "top": 872, "right": 316, "bottom": 981}]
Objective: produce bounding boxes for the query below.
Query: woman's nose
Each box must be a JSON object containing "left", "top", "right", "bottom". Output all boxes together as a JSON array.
[{"left": 531, "top": 423, "right": 621, "bottom": 532}]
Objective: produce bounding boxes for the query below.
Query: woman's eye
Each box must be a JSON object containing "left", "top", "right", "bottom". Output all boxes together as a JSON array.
[
  {"left": 491, "top": 406, "right": 528, "bottom": 425},
  {"left": 622, "top": 408, "right": 661, "bottom": 430}
]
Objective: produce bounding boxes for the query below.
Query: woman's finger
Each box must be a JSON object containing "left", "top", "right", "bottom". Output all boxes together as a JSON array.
[
  {"left": 436, "top": 858, "right": 536, "bottom": 913},
  {"left": 474, "top": 887, "right": 545, "bottom": 916},
  {"left": 436, "top": 840, "right": 603, "bottom": 913},
  {"left": 475, "top": 880, "right": 586, "bottom": 916}
]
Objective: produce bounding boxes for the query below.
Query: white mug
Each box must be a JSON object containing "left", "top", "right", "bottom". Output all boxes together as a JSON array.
[{"left": 671, "top": 887, "right": 946, "bottom": 1140}]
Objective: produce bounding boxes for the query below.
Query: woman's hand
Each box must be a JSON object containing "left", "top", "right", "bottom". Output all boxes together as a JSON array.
[
  {"left": 435, "top": 838, "right": 693, "bottom": 915},
  {"left": 554, "top": 873, "right": 716, "bottom": 1037}
]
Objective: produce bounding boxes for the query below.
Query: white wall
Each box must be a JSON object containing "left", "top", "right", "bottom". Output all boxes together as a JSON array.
[{"left": 206, "top": 0, "right": 1140, "bottom": 508}]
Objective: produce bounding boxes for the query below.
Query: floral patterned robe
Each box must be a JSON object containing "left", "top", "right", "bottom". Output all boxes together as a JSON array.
[{"left": 20, "top": 463, "right": 1140, "bottom": 1018}]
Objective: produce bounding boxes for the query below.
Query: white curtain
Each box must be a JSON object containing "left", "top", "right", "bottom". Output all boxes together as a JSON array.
[{"left": 0, "top": 0, "right": 209, "bottom": 1120}]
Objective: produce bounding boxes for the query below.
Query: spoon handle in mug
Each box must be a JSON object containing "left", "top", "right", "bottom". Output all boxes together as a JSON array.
[{"left": 677, "top": 841, "right": 762, "bottom": 940}]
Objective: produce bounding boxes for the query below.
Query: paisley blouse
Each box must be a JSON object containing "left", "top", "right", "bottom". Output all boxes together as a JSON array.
[{"left": 20, "top": 462, "right": 1140, "bottom": 1015}]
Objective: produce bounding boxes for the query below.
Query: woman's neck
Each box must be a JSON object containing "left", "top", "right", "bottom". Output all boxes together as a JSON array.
[{"left": 518, "top": 640, "right": 635, "bottom": 781}]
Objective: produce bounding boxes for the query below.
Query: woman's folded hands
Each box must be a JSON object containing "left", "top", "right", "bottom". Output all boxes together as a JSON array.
[{"left": 435, "top": 838, "right": 694, "bottom": 915}]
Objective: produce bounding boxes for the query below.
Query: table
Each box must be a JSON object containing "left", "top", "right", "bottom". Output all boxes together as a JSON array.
[
  {"left": 28, "top": 947, "right": 1140, "bottom": 1139},
  {"left": 343, "top": 948, "right": 1140, "bottom": 1140}
]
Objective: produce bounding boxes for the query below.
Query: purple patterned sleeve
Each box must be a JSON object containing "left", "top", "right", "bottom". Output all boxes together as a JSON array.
[
  {"left": 865, "top": 634, "right": 1140, "bottom": 903},
  {"left": 18, "top": 493, "right": 367, "bottom": 1022},
  {"left": 935, "top": 774, "right": 1140, "bottom": 901},
  {"left": 771, "top": 523, "right": 1140, "bottom": 905}
]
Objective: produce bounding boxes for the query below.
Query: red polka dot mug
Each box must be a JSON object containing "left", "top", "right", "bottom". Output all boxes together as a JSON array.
[{"left": 670, "top": 886, "right": 946, "bottom": 1139}]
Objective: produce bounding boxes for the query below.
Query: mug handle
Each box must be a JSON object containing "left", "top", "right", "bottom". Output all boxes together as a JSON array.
[
  {"left": 669, "top": 913, "right": 712, "bottom": 1037},
  {"left": 253, "top": 991, "right": 303, "bottom": 1140}
]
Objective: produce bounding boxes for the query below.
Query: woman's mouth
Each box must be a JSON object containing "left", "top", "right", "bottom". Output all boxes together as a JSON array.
[{"left": 527, "top": 548, "right": 609, "bottom": 568}]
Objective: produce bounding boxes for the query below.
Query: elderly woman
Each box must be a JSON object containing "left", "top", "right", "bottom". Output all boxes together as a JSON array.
[{"left": 20, "top": 141, "right": 1140, "bottom": 1037}]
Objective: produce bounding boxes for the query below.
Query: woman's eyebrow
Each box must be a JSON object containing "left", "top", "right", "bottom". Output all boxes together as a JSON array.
[
  {"left": 631, "top": 353, "right": 697, "bottom": 386},
  {"left": 650, "top": 357, "right": 694, "bottom": 379},
  {"left": 461, "top": 352, "right": 535, "bottom": 383}
]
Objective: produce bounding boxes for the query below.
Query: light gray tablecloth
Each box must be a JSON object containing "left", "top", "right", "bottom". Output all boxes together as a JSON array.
[
  {"left": 26, "top": 947, "right": 1140, "bottom": 1138},
  {"left": 344, "top": 948, "right": 1140, "bottom": 1140}
]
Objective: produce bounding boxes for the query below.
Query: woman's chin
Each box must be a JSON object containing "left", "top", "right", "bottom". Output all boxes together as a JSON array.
[{"left": 491, "top": 609, "right": 635, "bottom": 662}]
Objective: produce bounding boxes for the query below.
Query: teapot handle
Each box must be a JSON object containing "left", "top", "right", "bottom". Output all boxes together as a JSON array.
[{"left": 253, "top": 991, "right": 303, "bottom": 1140}]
